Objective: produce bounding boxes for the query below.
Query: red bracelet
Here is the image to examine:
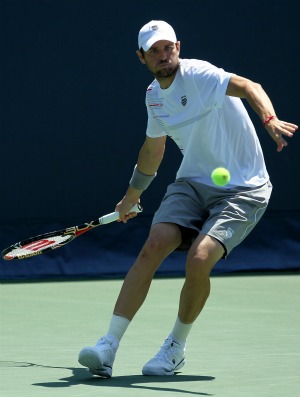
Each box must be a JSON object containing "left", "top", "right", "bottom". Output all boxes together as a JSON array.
[{"left": 263, "top": 115, "right": 276, "bottom": 127}]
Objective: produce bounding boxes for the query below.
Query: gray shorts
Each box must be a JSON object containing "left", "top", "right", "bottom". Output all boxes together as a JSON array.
[{"left": 152, "top": 178, "right": 272, "bottom": 257}]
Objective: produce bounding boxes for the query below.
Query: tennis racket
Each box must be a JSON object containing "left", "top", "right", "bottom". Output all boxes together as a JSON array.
[{"left": 2, "top": 204, "right": 142, "bottom": 260}]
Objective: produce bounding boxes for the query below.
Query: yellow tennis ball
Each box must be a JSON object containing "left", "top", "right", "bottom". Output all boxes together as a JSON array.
[{"left": 211, "top": 167, "right": 230, "bottom": 186}]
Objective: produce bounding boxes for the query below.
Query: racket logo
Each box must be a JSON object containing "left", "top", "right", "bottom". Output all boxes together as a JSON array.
[
  {"left": 2, "top": 203, "right": 142, "bottom": 260},
  {"left": 22, "top": 239, "right": 56, "bottom": 252}
]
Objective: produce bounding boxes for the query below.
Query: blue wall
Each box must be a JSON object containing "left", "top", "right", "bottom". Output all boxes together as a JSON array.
[{"left": 1, "top": 0, "right": 299, "bottom": 280}]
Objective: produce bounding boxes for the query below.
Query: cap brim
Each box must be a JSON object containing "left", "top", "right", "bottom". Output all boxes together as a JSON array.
[{"left": 142, "top": 34, "right": 177, "bottom": 51}]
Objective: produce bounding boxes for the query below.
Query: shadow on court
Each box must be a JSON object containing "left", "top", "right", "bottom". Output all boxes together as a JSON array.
[{"left": 0, "top": 361, "right": 215, "bottom": 396}]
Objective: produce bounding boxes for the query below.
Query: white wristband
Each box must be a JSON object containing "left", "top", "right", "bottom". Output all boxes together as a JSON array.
[{"left": 129, "top": 165, "right": 157, "bottom": 190}]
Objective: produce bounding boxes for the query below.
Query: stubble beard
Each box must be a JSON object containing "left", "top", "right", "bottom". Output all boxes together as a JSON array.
[
  {"left": 154, "top": 64, "right": 179, "bottom": 79},
  {"left": 154, "top": 63, "right": 179, "bottom": 80},
  {"left": 151, "top": 59, "right": 180, "bottom": 80}
]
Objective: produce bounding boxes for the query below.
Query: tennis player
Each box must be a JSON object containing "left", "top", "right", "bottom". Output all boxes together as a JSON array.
[{"left": 78, "top": 20, "right": 298, "bottom": 377}]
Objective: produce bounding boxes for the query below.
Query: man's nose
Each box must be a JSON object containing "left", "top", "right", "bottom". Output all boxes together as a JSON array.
[{"left": 159, "top": 50, "right": 168, "bottom": 60}]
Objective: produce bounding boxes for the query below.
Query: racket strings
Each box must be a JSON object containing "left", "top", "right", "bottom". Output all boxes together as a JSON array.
[{"left": 4, "top": 234, "right": 73, "bottom": 259}]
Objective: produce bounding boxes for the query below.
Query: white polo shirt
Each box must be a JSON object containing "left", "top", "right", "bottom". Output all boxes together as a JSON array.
[{"left": 145, "top": 59, "right": 269, "bottom": 188}]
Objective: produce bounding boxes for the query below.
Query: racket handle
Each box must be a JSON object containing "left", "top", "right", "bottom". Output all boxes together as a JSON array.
[{"left": 99, "top": 203, "right": 143, "bottom": 225}]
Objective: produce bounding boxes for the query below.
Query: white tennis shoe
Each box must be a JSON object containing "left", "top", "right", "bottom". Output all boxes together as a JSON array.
[
  {"left": 142, "top": 336, "right": 186, "bottom": 376},
  {"left": 78, "top": 335, "right": 119, "bottom": 378}
]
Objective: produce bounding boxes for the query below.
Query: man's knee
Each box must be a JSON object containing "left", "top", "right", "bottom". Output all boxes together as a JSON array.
[
  {"left": 142, "top": 223, "right": 182, "bottom": 257},
  {"left": 186, "top": 234, "right": 224, "bottom": 277}
]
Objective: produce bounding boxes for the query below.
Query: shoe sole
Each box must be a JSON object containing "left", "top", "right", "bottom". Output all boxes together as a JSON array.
[{"left": 78, "top": 348, "right": 112, "bottom": 378}]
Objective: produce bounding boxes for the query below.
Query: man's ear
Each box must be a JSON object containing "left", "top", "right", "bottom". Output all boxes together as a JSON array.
[
  {"left": 176, "top": 41, "right": 181, "bottom": 55},
  {"left": 136, "top": 50, "right": 146, "bottom": 64}
]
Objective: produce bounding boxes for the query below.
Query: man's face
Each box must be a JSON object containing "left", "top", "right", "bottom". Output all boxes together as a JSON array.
[{"left": 137, "top": 40, "right": 181, "bottom": 80}]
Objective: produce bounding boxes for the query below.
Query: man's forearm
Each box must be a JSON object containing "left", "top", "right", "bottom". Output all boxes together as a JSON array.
[{"left": 226, "top": 75, "right": 276, "bottom": 123}]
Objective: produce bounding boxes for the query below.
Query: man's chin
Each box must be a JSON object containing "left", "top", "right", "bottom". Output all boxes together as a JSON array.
[{"left": 154, "top": 67, "right": 177, "bottom": 79}]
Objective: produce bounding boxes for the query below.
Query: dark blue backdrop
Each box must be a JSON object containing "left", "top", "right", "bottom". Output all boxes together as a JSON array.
[{"left": 1, "top": 0, "right": 299, "bottom": 280}]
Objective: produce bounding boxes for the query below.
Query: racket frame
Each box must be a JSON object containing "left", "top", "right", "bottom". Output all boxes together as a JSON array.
[{"left": 2, "top": 204, "right": 142, "bottom": 260}]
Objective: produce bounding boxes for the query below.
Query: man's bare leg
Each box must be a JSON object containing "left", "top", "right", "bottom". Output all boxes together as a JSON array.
[
  {"left": 114, "top": 222, "right": 182, "bottom": 320},
  {"left": 178, "top": 234, "right": 224, "bottom": 323}
]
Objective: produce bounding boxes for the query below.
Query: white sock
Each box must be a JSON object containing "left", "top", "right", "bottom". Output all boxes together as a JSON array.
[
  {"left": 170, "top": 317, "right": 193, "bottom": 347},
  {"left": 107, "top": 314, "right": 130, "bottom": 343}
]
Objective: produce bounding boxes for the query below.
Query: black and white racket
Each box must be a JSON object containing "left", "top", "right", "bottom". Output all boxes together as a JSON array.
[{"left": 2, "top": 204, "right": 142, "bottom": 260}]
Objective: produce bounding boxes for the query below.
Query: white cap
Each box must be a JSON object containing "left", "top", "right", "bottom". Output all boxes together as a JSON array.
[{"left": 138, "top": 20, "right": 177, "bottom": 51}]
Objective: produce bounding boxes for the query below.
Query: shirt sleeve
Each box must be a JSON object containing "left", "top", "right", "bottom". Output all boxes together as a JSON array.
[
  {"left": 145, "top": 85, "right": 168, "bottom": 138},
  {"left": 145, "top": 109, "right": 168, "bottom": 138},
  {"left": 191, "top": 61, "right": 232, "bottom": 110}
]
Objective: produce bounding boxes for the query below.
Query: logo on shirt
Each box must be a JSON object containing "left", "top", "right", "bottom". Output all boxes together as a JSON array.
[
  {"left": 225, "top": 227, "right": 234, "bottom": 239},
  {"left": 181, "top": 95, "right": 187, "bottom": 106}
]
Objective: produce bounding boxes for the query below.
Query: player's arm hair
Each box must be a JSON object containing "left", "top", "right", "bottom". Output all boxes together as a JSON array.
[
  {"left": 226, "top": 74, "right": 277, "bottom": 123},
  {"left": 126, "top": 135, "right": 166, "bottom": 199},
  {"left": 136, "top": 135, "right": 166, "bottom": 176},
  {"left": 118, "top": 136, "right": 166, "bottom": 214}
]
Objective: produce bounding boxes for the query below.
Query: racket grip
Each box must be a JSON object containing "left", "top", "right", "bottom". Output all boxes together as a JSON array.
[{"left": 99, "top": 203, "right": 143, "bottom": 225}]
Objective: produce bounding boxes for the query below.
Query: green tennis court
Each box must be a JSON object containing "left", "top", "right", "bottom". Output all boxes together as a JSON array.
[{"left": 1, "top": 274, "right": 299, "bottom": 397}]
